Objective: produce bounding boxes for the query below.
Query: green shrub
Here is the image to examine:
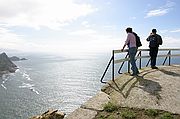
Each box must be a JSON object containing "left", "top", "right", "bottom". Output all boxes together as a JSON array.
[
  {"left": 160, "top": 112, "right": 174, "bottom": 119},
  {"left": 107, "top": 115, "right": 115, "bottom": 119},
  {"left": 104, "top": 102, "right": 118, "bottom": 112},
  {"left": 121, "top": 110, "right": 136, "bottom": 119},
  {"left": 97, "top": 115, "right": 106, "bottom": 119},
  {"left": 145, "top": 109, "right": 158, "bottom": 117}
]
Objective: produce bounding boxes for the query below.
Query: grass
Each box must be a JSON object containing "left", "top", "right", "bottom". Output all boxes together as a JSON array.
[
  {"left": 121, "top": 110, "right": 136, "bottom": 119},
  {"left": 93, "top": 102, "right": 180, "bottom": 119},
  {"left": 145, "top": 109, "right": 159, "bottom": 117},
  {"left": 104, "top": 102, "right": 118, "bottom": 112},
  {"left": 160, "top": 112, "right": 174, "bottom": 119}
]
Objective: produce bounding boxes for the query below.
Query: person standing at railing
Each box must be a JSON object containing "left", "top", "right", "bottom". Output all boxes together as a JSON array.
[
  {"left": 121, "top": 27, "right": 139, "bottom": 76},
  {"left": 146, "top": 29, "right": 163, "bottom": 69}
]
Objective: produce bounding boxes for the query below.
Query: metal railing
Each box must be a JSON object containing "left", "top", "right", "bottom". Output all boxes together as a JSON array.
[{"left": 100, "top": 48, "right": 180, "bottom": 84}]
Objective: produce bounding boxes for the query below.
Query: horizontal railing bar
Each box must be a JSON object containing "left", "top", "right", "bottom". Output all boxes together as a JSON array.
[
  {"left": 115, "top": 58, "right": 130, "bottom": 64},
  {"left": 158, "top": 49, "right": 180, "bottom": 51},
  {"left": 114, "top": 54, "right": 180, "bottom": 64},
  {"left": 114, "top": 49, "right": 128, "bottom": 53},
  {"left": 136, "top": 54, "right": 180, "bottom": 59},
  {"left": 114, "top": 48, "right": 180, "bottom": 53}
]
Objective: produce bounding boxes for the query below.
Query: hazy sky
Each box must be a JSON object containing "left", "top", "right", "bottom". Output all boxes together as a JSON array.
[{"left": 0, "top": 0, "right": 180, "bottom": 55}]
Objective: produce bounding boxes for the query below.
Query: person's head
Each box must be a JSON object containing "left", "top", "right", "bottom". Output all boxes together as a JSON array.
[
  {"left": 126, "top": 27, "right": 132, "bottom": 33},
  {"left": 152, "top": 29, "right": 157, "bottom": 34}
]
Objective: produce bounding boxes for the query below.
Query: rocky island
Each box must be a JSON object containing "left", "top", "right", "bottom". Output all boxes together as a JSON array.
[
  {"left": 0, "top": 52, "right": 18, "bottom": 74},
  {"left": 9, "top": 56, "right": 27, "bottom": 61}
]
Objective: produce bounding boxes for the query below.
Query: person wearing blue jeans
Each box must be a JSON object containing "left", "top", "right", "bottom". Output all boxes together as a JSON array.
[
  {"left": 121, "top": 27, "right": 139, "bottom": 76},
  {"left": 129, "top": 47, "right": 139, "bottom": 75}
]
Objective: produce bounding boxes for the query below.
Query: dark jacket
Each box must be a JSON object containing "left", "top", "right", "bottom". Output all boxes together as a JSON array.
[{"left": 146, "top": 34, "right": 162, "bottom": 47}]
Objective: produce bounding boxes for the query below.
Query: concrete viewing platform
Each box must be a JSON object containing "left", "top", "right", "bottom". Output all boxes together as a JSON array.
[{"left": 65, "top": 65, "right": 180, "bottom": 119}]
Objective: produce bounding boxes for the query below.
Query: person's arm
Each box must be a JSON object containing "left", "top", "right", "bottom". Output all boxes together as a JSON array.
[
  {"left": 146, "top": 33, "right": 153, "bottom": 41},
  {"left": 146, "top": 36, "right": 151, "bottom": 41},
  {"left": 121, "top": 34, "right": 130, "bottom": 51},
  {"left": 121, "top": 44, "right": 126, "bottom": 51}
]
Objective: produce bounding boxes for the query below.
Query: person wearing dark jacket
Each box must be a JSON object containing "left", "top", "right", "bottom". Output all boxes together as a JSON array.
[{"left": 146, "top": 29, "right": 162, "bottom": 69}]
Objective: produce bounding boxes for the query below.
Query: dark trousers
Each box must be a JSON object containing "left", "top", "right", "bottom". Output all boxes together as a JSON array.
[{"left": 149, "top": 47, "right": 158, "bottom": 67}]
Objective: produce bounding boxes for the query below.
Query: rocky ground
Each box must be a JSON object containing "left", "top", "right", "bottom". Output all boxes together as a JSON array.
[{"left": 65, "top": 65, "right": 180, "bottom": 119}]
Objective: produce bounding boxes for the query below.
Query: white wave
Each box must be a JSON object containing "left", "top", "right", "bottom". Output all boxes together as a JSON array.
[
  {"left": 19, "top": 83, "right": 34, "bottom": 88},
  {"left": 22, "top": 72, "right": 32, "bottom": 81},
  {"left": 1, "top": 75, "right": 9, "bottom": 86},
  {"left": 25, "top": 68, "right": 33, "bottom": 71},
  {"left": 1, "top": 84, "right": 7, "bottom": 90},
  {"left": 2, "top": 74, "right": 9, "bottom": 79},
  {"left": 19, "top": 83, "right": 39, "bottom": 94},
  {"left": 15, "top": 69, "right": 20, "bottom": 72},
  {"left": 30, "top": 87, "right": 40, "bottom": 95}
]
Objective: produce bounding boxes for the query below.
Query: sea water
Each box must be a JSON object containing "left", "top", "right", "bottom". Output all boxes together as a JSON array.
[{"left": 0, "top": 53, "right": 112, "bottom": 119}]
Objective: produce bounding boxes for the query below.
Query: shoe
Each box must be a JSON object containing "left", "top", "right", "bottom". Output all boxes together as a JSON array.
[
  {"left": 130, "top": 73, "right": 138, "bottom": 76},
  {"left": 151, "top": 66, "right": 158, "bottom": 69}
]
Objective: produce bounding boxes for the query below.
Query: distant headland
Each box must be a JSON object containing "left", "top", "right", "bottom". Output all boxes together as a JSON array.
[
  {"left": 0, "top": 52, "right": 27, "bottom": 74},
  {"left": 9, "top": 56, "right": 27, "bottom": 61}
]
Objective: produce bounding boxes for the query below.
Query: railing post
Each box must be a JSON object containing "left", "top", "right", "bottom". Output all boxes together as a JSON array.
[
  {"left": 146, "top": 58, "right": 150, "bottom": 67},
  {"left": 118, "top": 53, "right": 129, "bottom": 74},
  {"left": 169, "top": 50, "right": 171, "bottom": 65},
  {"left": 100, "top": 56, "right": 113, "bottom": 83},
  {"left": 112, "top": 50, "right": 115, "bottom": 82},
  {"left": 139, "top": 51, "right": 142, "bottom": 69},
  {"left": 128, "top": 55, "right": 130, "bottom": 73}
]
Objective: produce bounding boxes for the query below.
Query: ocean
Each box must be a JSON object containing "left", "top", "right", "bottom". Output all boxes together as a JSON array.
[
  {"left": 0, "top": 52, "right": 179, "bottom": 119},
  {"left": 0, "top": 52, "right": 112, "bottom": 119}
]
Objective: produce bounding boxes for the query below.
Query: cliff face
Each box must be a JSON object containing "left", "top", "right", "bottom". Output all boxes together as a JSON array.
[{"left": 0, "top": 52, "right": 18, "bottom": 73}]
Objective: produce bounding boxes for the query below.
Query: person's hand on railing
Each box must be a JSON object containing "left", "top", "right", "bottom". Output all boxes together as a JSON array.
[{"left": 121, "top": 44, "right": 126, "bottom": 52}]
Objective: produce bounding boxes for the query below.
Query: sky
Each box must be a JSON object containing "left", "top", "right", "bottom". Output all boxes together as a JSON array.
[{"left": 0, "top": 0, "right": 180, "bottom": 55}]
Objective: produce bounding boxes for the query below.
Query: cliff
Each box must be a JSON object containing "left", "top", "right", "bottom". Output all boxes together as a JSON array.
[
  {"left": 29, "top": 65, "right": 180, "bottom": 119},
  {"left": 0, "top": 52, "right": 18, "bottom": 73},
  {"left": 65, "top": 65, "right": 180, "bottom": 119}
]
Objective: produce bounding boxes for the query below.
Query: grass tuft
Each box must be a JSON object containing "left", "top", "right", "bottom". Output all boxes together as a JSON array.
[
  {"left": 103, "top": 102, "right": 118, "bottom": 112},
  {"left": 160, "top": 112, "right": 174, "bottom": 119},
  {"left": 145, "top": 109, "right": 158, "bottom": 117},
  {"left": 121, "top": 110, "right": 136, "bottom": 119}
]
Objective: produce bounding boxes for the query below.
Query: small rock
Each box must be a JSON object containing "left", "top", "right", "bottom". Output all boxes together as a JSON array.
[{"left": 29, "top": 109, "right": 65, "bottom": 119}]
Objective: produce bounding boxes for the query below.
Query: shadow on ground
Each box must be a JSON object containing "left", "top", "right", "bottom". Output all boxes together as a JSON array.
[{"left": 105, "top": 69, "right": 162, "bottom": 99}]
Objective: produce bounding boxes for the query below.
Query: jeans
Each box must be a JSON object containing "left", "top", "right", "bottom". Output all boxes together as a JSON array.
[
  {"left": 149, "top": 47, "right": 158, "bottom": 67},
  {"left": 129, "top": 47, "right": 139, "bottom": 74}
]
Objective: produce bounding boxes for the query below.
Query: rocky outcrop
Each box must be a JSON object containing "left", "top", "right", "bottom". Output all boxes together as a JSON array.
[
  {"left": 65, "top": 65, "right": 180, "bottom": 119},
  {"left": 9, "top": 56, "right": 27, "bottom": 61},
  {"left": 65, "top": 91, "right": 109, "bottom": 119},
  {"left": 0, "top": 52, "right": 18, "bottom": 73},
  {"left": 20, "top": 58, "right": 27, "bottom": 60},
  {"left": 30, "top": 109, "right": 65, "bottom": 119}
]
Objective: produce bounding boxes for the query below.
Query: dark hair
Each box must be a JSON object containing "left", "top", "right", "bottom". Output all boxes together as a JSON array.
[
  {"left": 152, "top": 29, "right": 157, "bottom": 33},
  {"left": 126, "top": 27, "right": 132, "bottom": 33}
]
